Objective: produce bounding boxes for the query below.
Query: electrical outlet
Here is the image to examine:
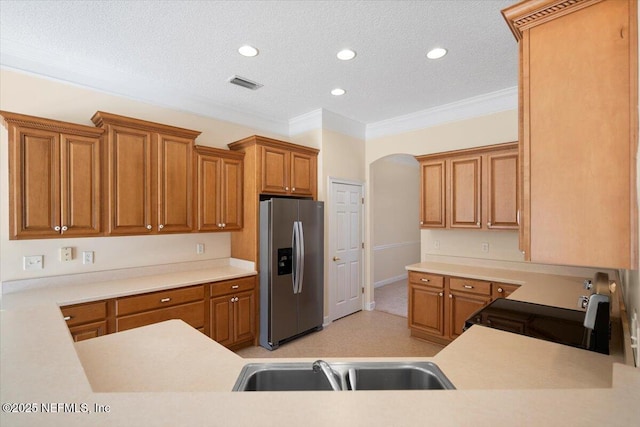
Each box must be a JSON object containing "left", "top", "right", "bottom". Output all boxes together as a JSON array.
[
  {"left": 23, "top": 255, "right": 43, "bottom": 270},
  {"left": 82, "top": 251, "right": 94, "bottom": 265},
  {"left": 60, "top": 247, "right": 73, "bottom": 262},
  {"left": 196, "top": 243, "right": 205, "bottom": 254},
  {"left": 433, "top": 240, "right": 440, "bottom": 250},
  {"left": 481, "top": 242, "right": 489, "bottom": 253}
]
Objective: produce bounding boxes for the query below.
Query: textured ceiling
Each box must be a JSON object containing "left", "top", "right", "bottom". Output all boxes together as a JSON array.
[{"left": 0, "top": 0, "right": 519, "bottom": 131}]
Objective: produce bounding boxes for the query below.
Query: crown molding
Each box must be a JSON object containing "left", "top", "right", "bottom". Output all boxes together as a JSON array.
[
  {"left": 366, "top": 86, "right": 518, "bottom": 140},
  {"left": 289, "top": 108, "right": 366, "bottom": 140}
]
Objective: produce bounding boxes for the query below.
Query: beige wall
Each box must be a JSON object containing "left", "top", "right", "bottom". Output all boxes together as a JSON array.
[{"left": 0, "top": 69, "right": 286, "bottom": 282}]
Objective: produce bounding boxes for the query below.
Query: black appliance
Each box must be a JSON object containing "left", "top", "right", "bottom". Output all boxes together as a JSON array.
[{"left": 464, "top": 298, "right": 609, "bottom": 354}]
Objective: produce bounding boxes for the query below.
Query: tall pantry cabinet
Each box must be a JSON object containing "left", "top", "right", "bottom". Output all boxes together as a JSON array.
[{"left": 502, "top": 0, "right": 638, "bottom": 269}]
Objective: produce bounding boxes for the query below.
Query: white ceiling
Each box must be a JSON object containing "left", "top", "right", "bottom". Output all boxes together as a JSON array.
[{"left": 0, "top": 0, "right": 519, "bottom": 138}]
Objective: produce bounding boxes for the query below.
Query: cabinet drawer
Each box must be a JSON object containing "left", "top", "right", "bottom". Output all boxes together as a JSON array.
[
  {"left": 449, "top": 277, "right": 492, "bottom": 296},
  {"left": 116, "top": 285, "right": 204, "bottom": 316},
  {"left": 60, "top": 300, "right": 108, "bottom": 327},
  {"left": 408, "top": 271, "right": 444, "bottom": 289},
  {"left": 210, "top": 277, "right": 256, "bottom": 297},
  {"left": 68, "top": 320, "right": 108, "bottom": 342},
  {"left": 116, "top": 301, "right": 204, "bottom": 332}
]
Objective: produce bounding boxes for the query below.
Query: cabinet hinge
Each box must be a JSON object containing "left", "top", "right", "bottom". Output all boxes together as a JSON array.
[
  {"left": 362, "top": 242, "right": 364, "bottom": 249},
  {"left": 361, "top": 197, "right": 364, "bottom": 204}
]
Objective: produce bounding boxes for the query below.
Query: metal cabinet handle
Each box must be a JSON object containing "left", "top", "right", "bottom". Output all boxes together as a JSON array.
[
  {"left": 438, "top": 292, "right": 443, "bottom": 297},
  {"left": 222, "top": 223, "right": 226, "bottom": 228},
  {"left": 487, "top": 221, "right": 492, "bottom": 227},
  {"left": 61, "top": 225, "right": 68, "bottom": 232},
  {"left": 146, "top": 225, "right": 152, "bottom": 230},
  {"left": 449, "top": 294, "right": 453, "bottom": 298},
  {"left": 420, "top": 221, "right": 424, "bottom": 225},
  {"left": 160, "top": 297, "right": 171, "bottom": 303},
  {"left": 159, "top": 224, "right": 164, "bottom": 230},
  {"left": 285, "top": 186, "right": 289, "bottom": 191},
  {"left": 476, "top": 221, "right": 480, "bottom": 226},
  {"left": 54, "top": 226, "right": 61, "bottom": 232},
  {"left": 63, "top": 316, "right": 72, "bottom": 321},
  {"left": 292, "top": 187, "right": 296, "bottom": 192},
  {"left": 517, "top": 210, "right": 520, "bottom": 226},
  {"left": 231, "top": 285, "right": 239, "bottom": 289},
  {"left": 497, "top": 287, "right": 504, "bottom": 293},
  {"left": 463, "top": 285, "right": 474, "bottom": 289},
  {"left": 421, "top": 278, "right": 430, "bottom": 282}
]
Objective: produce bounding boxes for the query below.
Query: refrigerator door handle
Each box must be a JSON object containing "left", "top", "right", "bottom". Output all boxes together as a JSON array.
[
  {"left": 298, "top": 221, "right": 305, "bottom": 294},
  {"left": 292, "top": 221, "right": 298, "bottom": 294}
]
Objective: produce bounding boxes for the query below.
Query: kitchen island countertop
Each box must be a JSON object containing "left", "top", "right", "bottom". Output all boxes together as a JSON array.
[{"left": 1, "top": 262, "right": 639, "bottom": 426}]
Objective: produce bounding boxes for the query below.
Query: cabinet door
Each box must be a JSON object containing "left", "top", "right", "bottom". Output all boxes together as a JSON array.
[
  {"left": 60, "top": 133, "right": 101, "bottom": 236},
  {"left": 261, "top": 145, "right": 289, "bottom": 194},
  {"left": 233, "top": 290, "right": 256, "bottom": 345},
  {"left": 290, "top": 151, "right": 314, "bottom": 196},
  {"left": 408, "top": 283, "right": 445, "bottom": 337},
  {"left": 195, "top": 152, "right": 222, "bottom": 231},
  {"left": 68, "top": 320, "right": 108, "bottom": 342},
  {"left": 107, "top": 125, "right": 153, "bottom": 234},
  {"left": 450, "top": 156, "right": 481, "bottom": 229},
  {"left": 486, "top": 151, "right": 518, "bottom": 230},
  {"left": 492, "top": 283, "right": 520, "bottom": 300},
  {"left": 210, "top": 295, "right": 234, "bottom": 347},
  {"left": 448, "top": 291, "right": 491, "bottom": 340},
  {"left": 221, "top": 158, "right": 243, "bottom": 230},
  {"left": 157, "top": 134, "right": 193, "bottom": 233},
  {"left": 10, "top": 126, "right": 60, "bottom": 238},
  {"left": 419, "top": 160, "right": 446, "bottom": 228}
]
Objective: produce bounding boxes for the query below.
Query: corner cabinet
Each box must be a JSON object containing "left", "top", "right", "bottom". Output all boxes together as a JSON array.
[
  {"left": 416, "top": 143, "right": 518, "bottom": 231},
  {"left": 91, "top": 112, "right": 201, "bottom": 236},
  {"left": 228, "top": 135, "right": 319, "bottom": 264},
  {"left": 502, "top": 0, "right": 638, "bottom": 269},
  {"left": 194, "top": 146, "right": 244, "bottom": 232},
  {"left": 1, "top": 111, "right": 104, "bottom": 239},
  {"left": 408, "top": 271, "right": 519, "bottom": 345}
]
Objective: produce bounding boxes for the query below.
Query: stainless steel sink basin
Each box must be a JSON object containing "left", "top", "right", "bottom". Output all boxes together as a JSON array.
[{"left": 232, "top": 361, "right": 455, "bottom": 391}]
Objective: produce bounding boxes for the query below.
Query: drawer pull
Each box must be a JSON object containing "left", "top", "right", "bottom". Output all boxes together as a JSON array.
[
  {"left": 438, "top": 292, "right": 443, "bottom": 297},
  {"left": 160, "top": 297, "right": 171, "bottom": 303},
  {"left": 497, "top": 287, "right": 504, "bottom": 293},
  {"left": 231, "top": 285, "right": 239, "bottom": 289},
  {"left": 420, "top": 278, "right": 430, "bottom": 282},
  {"left": 63, "top": 316, "right": 72, "bottom": 321},
  {"left": 463, "top": 285, "right": 474, "bottom": 289}
]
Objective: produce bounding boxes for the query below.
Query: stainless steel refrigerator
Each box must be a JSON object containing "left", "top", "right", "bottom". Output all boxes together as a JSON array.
[{"left": 259, "top": 198, "right": 324, "bottom": 350}]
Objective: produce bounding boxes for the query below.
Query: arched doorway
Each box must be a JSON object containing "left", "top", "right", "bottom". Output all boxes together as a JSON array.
[{"left": 370, "top": 154, "right": 420, "bottom": 317}]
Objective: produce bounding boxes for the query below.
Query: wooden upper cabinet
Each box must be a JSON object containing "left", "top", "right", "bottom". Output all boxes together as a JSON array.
[
  {"left": 92, "top": 112, "right": 201, "bottom": 236},
  {"left": 450, "top": 156, "right": 481, "bottom": 229},
  {"left": 259, "top": 143, "right": 316, "bottom": 196},
  {"left": 419, "top": 160, "right": 446, "bottom": 228},
  {"left": 194, "top": 146, "right": 244, "bottom": 232},
  {"left": 502, "top": 0, "right": 638, "bottom": 268},
  {"left": 416, "top": 143, "right": 518, "bottom": 231},
  {"left": 1, "top": 111, "right": 103, "bottom": 239}
]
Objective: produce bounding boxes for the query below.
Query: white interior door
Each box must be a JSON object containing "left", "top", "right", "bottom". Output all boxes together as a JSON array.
[{"left": 330, "top": 180, "right": 363, "bottom": 321}]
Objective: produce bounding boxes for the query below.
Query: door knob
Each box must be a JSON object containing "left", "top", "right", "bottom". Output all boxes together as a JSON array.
[{"left": 333, "top": 256, "right": 341, "bottom": 261}]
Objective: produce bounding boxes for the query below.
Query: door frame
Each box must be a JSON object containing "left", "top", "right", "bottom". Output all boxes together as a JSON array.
[{"left": 327, "top": 176, "right": 365, "bottom": 323}]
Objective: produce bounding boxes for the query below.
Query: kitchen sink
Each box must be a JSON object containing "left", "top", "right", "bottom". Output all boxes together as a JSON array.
[{"left": 232, "top": 361, "right": 455, "bottom": 391}]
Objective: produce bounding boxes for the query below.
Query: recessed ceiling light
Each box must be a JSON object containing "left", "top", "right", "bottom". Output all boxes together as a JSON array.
[
  {"left": 331, "top": 88, "right": 346, "bottom": 96},
  {"left": 238, "top": 45, "right": 259, "bottom": 57},
  {"left": 337, "top": 49, "right": 356, "bottom": 61},
  {"left": 427, "top": 47, "right": 447, "bottom": 60}
]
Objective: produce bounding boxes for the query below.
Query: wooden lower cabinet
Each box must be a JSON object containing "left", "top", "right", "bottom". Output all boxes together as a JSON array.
[
  {"left": 408, "top": 271, "right": 519, "bottom": 345},
  {"left": 209, "top": 277, "right": 257, "bottom": 350},
  {"left": 60, "top": 277, "right": 258, "bottom": 347}
]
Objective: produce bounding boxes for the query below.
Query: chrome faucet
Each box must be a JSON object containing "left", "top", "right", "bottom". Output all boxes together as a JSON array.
[{"left": 312, "top": 360, "right": 342, "bottom": 391}]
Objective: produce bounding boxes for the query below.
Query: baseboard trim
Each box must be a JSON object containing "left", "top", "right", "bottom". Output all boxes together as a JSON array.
[{"left": 374, "top": 273, "right": 408, "bottom": 289}]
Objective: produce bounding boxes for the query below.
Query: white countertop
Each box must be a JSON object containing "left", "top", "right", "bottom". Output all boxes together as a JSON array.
[{"left": 1, "top": 261, "right": 639, "bottom": 426}]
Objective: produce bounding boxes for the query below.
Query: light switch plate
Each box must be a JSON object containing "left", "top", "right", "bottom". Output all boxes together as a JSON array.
[{"left": 196, "top": 243, "right": 205, "bottom": 254}]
